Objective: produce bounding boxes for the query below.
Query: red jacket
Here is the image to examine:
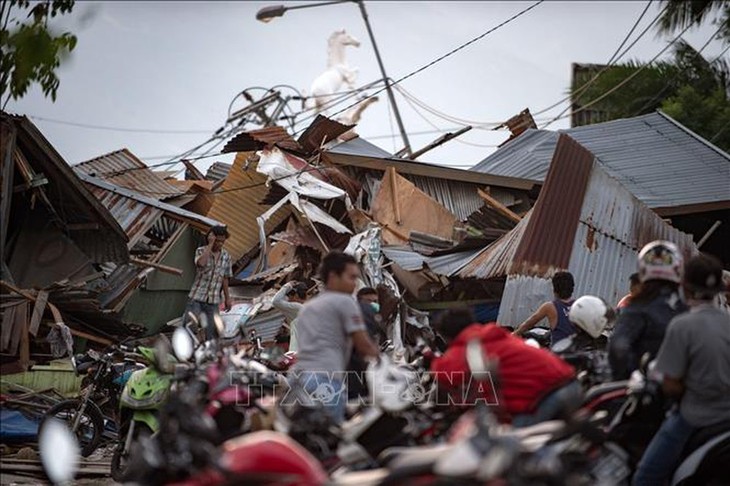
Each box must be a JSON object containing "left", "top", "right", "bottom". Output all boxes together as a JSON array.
[{"left": 431, "top": 323, "right": 575, "bottom": 415}]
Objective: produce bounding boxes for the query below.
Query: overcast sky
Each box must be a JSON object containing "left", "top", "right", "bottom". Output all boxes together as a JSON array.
[{"left": 6, "top": 1, "right": 726, "bottom": 175}]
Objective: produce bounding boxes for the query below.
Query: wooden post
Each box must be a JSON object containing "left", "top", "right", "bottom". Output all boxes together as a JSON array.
[
  {"left": 477, "top": 188, "right": 522, "bottom": 223},
  {"left": 130, "top": 257, "right": 184, "bottom": 276},
  {"left": 388, "top": 167, "right": 402, "bottom": 225}
]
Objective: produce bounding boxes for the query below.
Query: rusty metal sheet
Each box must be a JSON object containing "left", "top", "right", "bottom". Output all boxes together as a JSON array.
[
  {"left": 222, "top": 126, "right": 302, "bottom": 154},
  {"left": 205, "top": 161, "right": 232, "bottom": 181},
  {"left": 297, "top": 115, "right": 353, "bottom": 154},
  {"left": 74, "top": 148, "right": 185, "bottom": 200},
  {"left": 458, "top": 212, "right": 532, "bottom": 280},
  {"left": 512, "top": 134, "right": 593, "bottom": 274},
  {"left": 206, "top": 152, "right": 291, "bottom": 262}
]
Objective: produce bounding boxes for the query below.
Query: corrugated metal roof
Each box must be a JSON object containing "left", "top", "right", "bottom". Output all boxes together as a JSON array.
[
  {"left": 74, "top": 148, "right": 185, "bottom": 200},
  {"left": 381, "top": 246, "right": 481, "bottom": 277},
  {"left": 458, "top": 212, "right": 532, "bottom": 279},
  {"left": 80, "top": 174, "right": 222, "bottom": 234},
  {"left": 241, "top": 310, "right": 285, "bottom": 343},
  {"left": 482, "top": 134, "right": 697, "bottom": 326},
  {"left": 511, "top": 135, "right": 594, "bottom": 274},
  {"left": 327, "top": 136, "right": 393, "bottom": 158},
  {"left": 205, "top": 162, "right": 232, "bottom": 181},
  {"left": 407, "top": 175, "right": 484, "bottom": 221},
  {"left": 297, "top": 115, "right": 353, "bottom": 154},
  {"left": 206, "top": 152, "right": 290, "bottom": 261},
  {"left": 222, "top": 126, "right": 302, "bottom": 154},
  {"left": 472, "top": 112, "right": 730, "bottom": 211}
]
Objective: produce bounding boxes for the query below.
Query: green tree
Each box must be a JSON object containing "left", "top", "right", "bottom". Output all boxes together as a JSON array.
[
  {"left": 571, "top": 40, "right": 730, "bottom": 151},
  {"left": 0, "top": 0, "right": 77, "bottom": 108},
  {"left": 658, "top": 0, "right": 730, "bottom": 43}
]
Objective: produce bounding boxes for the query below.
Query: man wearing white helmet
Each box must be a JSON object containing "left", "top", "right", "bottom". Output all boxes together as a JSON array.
[
  {"left": 608, "top": 241, "right": 688, "bottom": 380},
  {"left": 569, "top": 295, "right": 615, "bottom": 348}
]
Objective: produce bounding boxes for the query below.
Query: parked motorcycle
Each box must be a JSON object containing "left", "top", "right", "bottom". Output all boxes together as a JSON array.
[
  {"left": 110, "top": 340, "right": 176, "bottom": 481},
  {"left": 38, "top": 343, "right": 143, "bottom": 457}
]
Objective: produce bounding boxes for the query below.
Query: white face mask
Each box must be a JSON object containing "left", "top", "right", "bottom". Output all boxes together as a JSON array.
[{"left": 370, "top": 302, "right": 380, "bottom": 313}]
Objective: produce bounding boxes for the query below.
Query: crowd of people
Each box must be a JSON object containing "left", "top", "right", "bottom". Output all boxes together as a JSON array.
[{"left": 185, "top": 226, "right": 730, "bottom": 485}]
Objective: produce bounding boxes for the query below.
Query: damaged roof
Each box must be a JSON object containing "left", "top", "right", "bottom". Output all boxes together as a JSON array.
[
  {"left": 323, "top": 136, "right": 540, "bottom": 191},
  {"left": 2, "top": 113, "right": 129, "bottom": 263},
  {"left": 79, "top": 174, "right": 222, "bottom": 233},
  {"left": 472, "top": 112, "right": 730, "bottom": 214},
  {"left": 461, "top": 134, "right": 696, "bottom": 320},
  {"left": 74, "top": 148, "right": 185, "bottom": 200},
  {"left": 222, "top": 126, "right": 303, "bottom": 154}
]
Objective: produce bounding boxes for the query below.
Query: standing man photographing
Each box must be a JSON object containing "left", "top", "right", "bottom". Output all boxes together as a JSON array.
[{"left": 184, "top": 226, "right": 233, "bottom": 340}]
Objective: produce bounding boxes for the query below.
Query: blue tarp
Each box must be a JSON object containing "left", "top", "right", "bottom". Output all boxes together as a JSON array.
[{"left": 0, "top": 408, "right": 40, "bottom": 442}]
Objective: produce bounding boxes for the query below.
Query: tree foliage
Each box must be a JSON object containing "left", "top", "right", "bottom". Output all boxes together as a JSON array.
[
  {"left": 0, "top": 0, "right": 77, "bottom": 108},
  {"left": 658, "top": 0, "right": 730, "bottom": 42}
]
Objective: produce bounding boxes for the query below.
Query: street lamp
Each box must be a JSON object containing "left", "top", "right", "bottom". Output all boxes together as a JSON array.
[{"left": 256, "top": 0, "right": 412, "bottom": 157}]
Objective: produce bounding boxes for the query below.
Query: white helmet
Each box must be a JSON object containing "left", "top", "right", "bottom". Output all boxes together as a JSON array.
[
  {"left": 638, "top": 240, "right": 683, "bottom": 284},
  {"left": 569, "top": 295, "right": 613, "bottom": 338}
]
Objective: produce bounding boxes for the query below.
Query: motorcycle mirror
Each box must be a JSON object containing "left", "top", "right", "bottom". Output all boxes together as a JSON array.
[
  {"left": 39, "top": 418, "right": 79, "bottom": 484},
  {"left": 466, "top": 339, "right": 492, "bottom": 382},
  {"left": 551, "top": 335, "right": 574, "bottom": 354},
  {"left": 172, "top": 327, "right": 195, "bottom": 362}
]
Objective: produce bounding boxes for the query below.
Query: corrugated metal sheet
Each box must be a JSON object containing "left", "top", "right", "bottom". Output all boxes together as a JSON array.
[
  {"left": 87, "top": 185, "right": 165, "bottom": 248},
  {"left": 472, "top": 112, "right": 730, "bottom": 210},
  {"left": 74, "top": 148, "right": 185, "bottom": 200},
  {"left": 297, "top": 115, "right": 353, "bottom": 154},
  {"left": 241, "top": 310, "right": 285, "bottom": 343},
  {"left": 490, "top": 134, "right": 698, "bottom": 327},
  {"left": 407, "top": 175, "right": 483, "bottom": 221},
  {"left": 222, "top": 126, "right": 302, "bottom": 154},
  {"left": 511, "top": 135, "right": 594, "bottom": 274},
  {"left": 80, "top": 174, "right": 222, "bottom": 233},
  {"left": 206, "top": 152, "right": 290, "bottom": 261},
  {"left": 381, "top": 246, "right": 481, "bottom": 277},
  {"left": 467, "top": 204, "right": 519, "bottom": 233},
  {"left": 327, "top": 136, "right": 393, "bottom": 158},
  {"left": 205, "top": 162, "right": 232, "bottom": 181},
  {"left": 458, "top": 212, "right": 532, "bottom": 279}
]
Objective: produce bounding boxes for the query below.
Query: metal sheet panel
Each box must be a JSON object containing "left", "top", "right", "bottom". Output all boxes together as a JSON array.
[
  {"left": 206, "top": 152, "right": 290, "bottom": 261},
  {"left": 74, "top": 149, "right": 185, "bottom": 200},
  {"left": 496, "top": 275, "right": 552, "bottom": 328},
  {"left": 407, "top": 175, "right": 483, "bottom": 221},
  {"left": 205, "top": 162, "right": 232, "bottom": 181},
  {"left": 512, "top": 135, "right": 594, "bottom": 273},
  {"left": 297, "top": 115, "right": 353, "bottom": 154},
  {"left": 473, "top": 112, "right": 730, "bottom": 210},
  {"left": 87, "top": 185, "right": 164, "bottom": 247},
  {"left": 458, "top": 212, "right": 532, "bottom": 279},
  {"left": 222, "top": 126, "right": 302, "bottom": 154},
  {"left": 242, "top": 310, "right": 285, "bottom": 343}
]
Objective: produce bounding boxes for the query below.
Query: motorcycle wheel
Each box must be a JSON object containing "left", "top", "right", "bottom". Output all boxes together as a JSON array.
[
  {"left": 40, "top": 400, "right": 104, "bottom": 457},
  {"left": 110, "top": 422, "right": 151, "bottom": 482}
]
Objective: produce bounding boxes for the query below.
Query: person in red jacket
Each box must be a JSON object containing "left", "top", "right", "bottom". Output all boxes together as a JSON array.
[{"left": 431, "top": 309, "right": 581, "bottom": 427}]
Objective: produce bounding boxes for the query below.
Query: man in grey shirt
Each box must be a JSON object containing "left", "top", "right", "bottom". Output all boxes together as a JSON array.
[
  {"left": 634, "top": 254, "right": 730, "bottom": 485},
  {"left": 290, "top": 251, "right": 379, "bottom": 423}
]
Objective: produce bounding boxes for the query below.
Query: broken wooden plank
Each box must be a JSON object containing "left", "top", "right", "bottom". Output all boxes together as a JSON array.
[
  {"left": 477, "top": 188, "right": 522, "bottom": 224},
  {"left": 388, "top": 167, "right": 402, "bottom": 225},
  {"left": 130, "top": 257, "right": 183, "bottom": 276},
  {"left": 8, "top": 302, "right": 27, "bottom": 356},
  {"left": 28, "top": 290, "right": 49, "bottom": 337}
]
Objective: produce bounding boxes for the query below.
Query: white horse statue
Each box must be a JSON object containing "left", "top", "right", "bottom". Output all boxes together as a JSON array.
[{"left": 305, "top": 29, "right": 361, "bottom": 114}]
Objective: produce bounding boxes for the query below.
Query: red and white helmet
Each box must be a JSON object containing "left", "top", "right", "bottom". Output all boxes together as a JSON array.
[{"left": 638, "top": 240, "right": 683, "bottom": 284}]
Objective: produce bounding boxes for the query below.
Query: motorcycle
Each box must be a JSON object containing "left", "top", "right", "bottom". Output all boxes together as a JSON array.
[
  {"left": 603, "top": 358, "right": 730, "bottom": 485},
  {"left": 110, "top": 339, "right": 176, "bottom": 481},
  {"left": 39, "top": 343, "right": 143, "bottom": 457}
]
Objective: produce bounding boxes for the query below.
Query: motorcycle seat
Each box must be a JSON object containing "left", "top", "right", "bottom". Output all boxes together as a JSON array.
[
  {"left": 377, "top": 443, "right": 453, "bottom": 468},
  {"left": 684, "top": 419, "right": 730, "bottom": 455}
]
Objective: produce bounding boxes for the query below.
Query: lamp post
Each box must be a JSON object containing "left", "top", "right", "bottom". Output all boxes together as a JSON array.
[{"left": 256, "top": 0, "right": 412, "bottom": 157}]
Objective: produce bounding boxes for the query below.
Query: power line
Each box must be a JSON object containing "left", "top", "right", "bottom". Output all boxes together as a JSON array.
[
  {"left": 532, "top": 0, "right": 662, "bottom": 117},
  {"left": 28, "top": 115, "right": 214, "bottom": 134},
  {"left": 289, "top": 0, "right": 546, "bottom": 137},
  {"left": 629, "top": 40, "right": 730, "bottom": 118},
  {"left": 540, "top": 19, "right": 699, "bottom": 128}
]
